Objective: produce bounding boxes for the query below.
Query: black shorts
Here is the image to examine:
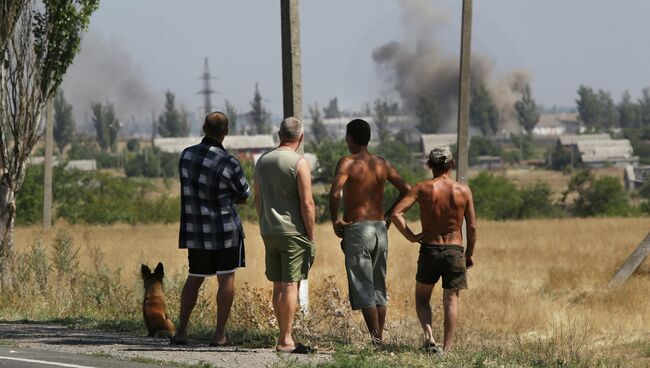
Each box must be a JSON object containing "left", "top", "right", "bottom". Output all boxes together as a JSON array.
[
  {"left": 187, "top": 245, "right": 245, "bottom": 277},
  {"left": 416, "top": 244, "right": 467, "bottom": 289}
]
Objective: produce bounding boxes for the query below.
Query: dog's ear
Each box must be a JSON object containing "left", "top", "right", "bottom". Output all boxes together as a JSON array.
[
  {"left": 141, "top": 264, "right": 151, "bottom": 279},
  {"left": 154, "top": 262, "right": 164, "bottom": 276}
]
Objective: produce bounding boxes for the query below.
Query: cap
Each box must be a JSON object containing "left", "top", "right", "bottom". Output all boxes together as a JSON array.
[{"left": 428, "top": 145, "right": 453, "bottom": 164}]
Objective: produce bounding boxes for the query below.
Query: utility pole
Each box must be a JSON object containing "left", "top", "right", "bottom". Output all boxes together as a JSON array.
[
  {"left": 281, "top": 0, "right": 303, "bottom": 122},
  {"left": 281, "top": 0, "right": 307, "bottom": 312},
  {"left": 198, "top": 58, "right": 216, "bottom": 116},
  {"left": 43, "top": 99, "right": 54, "bottom": 229},
  {"left": 456, "top": 0, "right": 472, "bottom": 184}
]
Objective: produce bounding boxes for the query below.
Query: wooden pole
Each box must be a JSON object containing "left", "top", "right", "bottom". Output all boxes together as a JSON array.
[
  {"left": 456, "top": 0, "right": 472, "bottom": 184},
  {"left": 609, "top": 232, "right": 650, "bottom": 288},
  {"left": 281, "top": 0, "right": 308, "bottom": 311},
  {"left": 43, "top": 99, "right": 54, "bottom": 229},
  {"left": 280, "top": 0, "right": 303, "bottom": 122}
]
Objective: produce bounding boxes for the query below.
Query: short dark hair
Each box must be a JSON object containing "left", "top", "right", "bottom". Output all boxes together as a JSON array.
[
  {"left": 203, "top": 111, "right": 228, "bottom": 137},
  {"left": 346, "top": 119, "right": 371, "bottom": 146}
]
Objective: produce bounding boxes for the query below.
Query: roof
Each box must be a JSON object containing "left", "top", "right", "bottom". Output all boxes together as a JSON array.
[
  {"left": 154, "top": 135, "right": 275, "bottom": 153},
  {"left": 558, "top": 134, "right": 611, "bottom": 146},
  {"left": 537, "top": 113, "right": 578, "bottom": 127},
  {"left": 576, "top": 139, "right": 634, "bottom": 163},
  {"left": 421, "top": 134, "right": 457, "bottom": 155}
]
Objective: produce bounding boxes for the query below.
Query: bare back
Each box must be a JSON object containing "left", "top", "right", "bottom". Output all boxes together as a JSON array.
[
  {"left": 339, "top": 153, "right": 389, "bottom": 222},
  {"left": 416, "top": 177, "right": 472, "bottom": 245}
]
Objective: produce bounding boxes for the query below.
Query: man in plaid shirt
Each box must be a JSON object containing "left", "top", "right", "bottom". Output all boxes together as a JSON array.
[{"left": 172, "top": 111, "right": 251, "bottom": 346}]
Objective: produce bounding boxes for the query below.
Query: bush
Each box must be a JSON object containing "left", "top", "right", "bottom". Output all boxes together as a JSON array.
[
  {"left": 469, "top": 136, "right": 502, "bottom": 165},
  {"left": 469, "top": 172, "right": 523, "bottom": 220},
  {"left": 16, "top": 166, "right": 179, "bottom": 225},
  {"left": 519, "top": 181, "right": 562, "bottom": 219},
  {"left": 566, "top": 171, "right": 633, "bottom": 217},
  {"left": 308, "top": 139, "right": 348, "bottom": 183},
  {"left": 68, "top": 140, "right": 120, "bottom": 169}
]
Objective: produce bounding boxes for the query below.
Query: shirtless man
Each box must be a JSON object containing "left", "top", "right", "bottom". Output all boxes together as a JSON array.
[
  {"left": 328, "top": 119, "right": 411, "bottom": 344},
  {"left": 390, "top": 145, "right": 477, "bottom": 353}
]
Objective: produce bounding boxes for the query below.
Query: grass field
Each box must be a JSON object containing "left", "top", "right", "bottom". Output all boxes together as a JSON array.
[{"left": 6, "top": 218, "right": 650, "bottom": 367}]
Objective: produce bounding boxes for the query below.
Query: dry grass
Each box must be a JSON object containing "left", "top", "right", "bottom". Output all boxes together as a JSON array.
[{"left": 8, "top": 218, "right": 650, "bottom": 366}]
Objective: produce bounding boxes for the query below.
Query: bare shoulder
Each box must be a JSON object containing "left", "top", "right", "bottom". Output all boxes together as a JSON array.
[
  {"left": 454, "top": 181, "right": 473, "bottom": 197},
  {"left": 336, "top": 155, "right": 355, "bottom": 171}
]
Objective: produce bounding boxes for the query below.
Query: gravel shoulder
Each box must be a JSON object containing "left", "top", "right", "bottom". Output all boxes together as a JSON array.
[{"left": 0, "top": 322, "right": 330, "bottom": 367}]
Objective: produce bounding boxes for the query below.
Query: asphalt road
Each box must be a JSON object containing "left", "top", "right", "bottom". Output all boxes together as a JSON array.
[{"left": 0, "top": 347, "right": 170, "bottom": 368}]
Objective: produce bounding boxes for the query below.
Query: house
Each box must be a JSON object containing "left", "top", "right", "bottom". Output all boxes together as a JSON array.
[
  {"left": 556, "top": 134, "right": 638, "bottom": 168},
  {"left": 624, "top": 165, "right": 650, "bottom": 191},
  {"left": 154, "top": 135, "right": 275, "bottom": 160},
  {"left": 27, "top": 157, "right": 97, "bottom": 171},
  {"left": 533, "top": 113, "right": 582, "bottom": 137}
]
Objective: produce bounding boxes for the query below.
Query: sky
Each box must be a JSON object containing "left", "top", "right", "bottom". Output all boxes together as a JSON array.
[{"left": 61, "top": 0, "right": 650, "bottom": 131}]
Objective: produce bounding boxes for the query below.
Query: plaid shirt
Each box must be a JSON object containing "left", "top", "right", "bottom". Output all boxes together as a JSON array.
[{"left": 178, "top": 137, "right": 251, "bottom": 250}]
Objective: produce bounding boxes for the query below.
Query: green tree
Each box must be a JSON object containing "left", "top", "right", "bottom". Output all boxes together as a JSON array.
[
  {"left": 224, "top": 100, "right": 238, "bottom": 134},
  {"left": 638, "top": 88, "right": 650, "bottom": 127},
  {"left": 323, "top": 97, "right": 341, "bottom": 119},
  {"left": 565, "top": 171, "right": 631, "bottom": 217},
  {"left": 309, "top": 103, "right": 329, "bottom": 142},
  {"left": 249, "top": 83, "right": 271, "bottom": 134},
  {"left": 514, "top": 83, "right": 540, "bottom": 134},
  {"left": 309, "top": 139, "right": 348, "bottom": 183},
  {"left": 519, "top": 181, "right": 558, "bottom": 219},
  {"left": 373, "top": 99, "right": 394, "bottom": 143},
  {"left": 618, "top": 91, "right": 640, "bottom": 129},
  {"left": 469, "top": 172, "right": 522, "bottom": 220},
  {"left": 0, "top": 0, "right": 98, "bottom": 289},
  {"left": 470, "top": 83, "right": 500, "bottom": 136},
  {"left": 416, "top": 91, "right": 440, "bottom": 134},
  {"left": 576, "top": 85, "right": 618, "bottom": 131},
  {"left": 91, "top": 102, "right": 120, "bottom": 152},
  {"left": 157, "top": 91, "right": 190, "bottom": 137},
  {"left": 53, "top": 89, "right": 75, "bottom": 154}
]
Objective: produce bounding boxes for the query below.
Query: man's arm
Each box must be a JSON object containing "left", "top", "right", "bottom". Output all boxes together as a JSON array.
[
  {"left": 228, "top": 157, "right": 251, "bottom": 204},
  {"left": 464, "top": 186, "right": 477, "bottom": 269},
  {"left": 390, "top": 185, "right": 427, "bottom": 243},
  {"left": 328, "top": 157, "right": 351, "bottom": 238},
  {"left": 296, "top": 157, "right": 316, "bottom": 241},
  {"left": 384, "top": 160, "right": 411, "bottom": 225}
]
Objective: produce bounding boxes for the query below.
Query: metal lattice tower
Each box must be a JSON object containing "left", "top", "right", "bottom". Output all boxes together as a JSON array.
[{"left": 198, "top": 58, "right": 217, "bottom": 115}]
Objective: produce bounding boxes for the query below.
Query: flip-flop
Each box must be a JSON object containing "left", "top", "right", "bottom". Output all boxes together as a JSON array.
[
  {"left": 170, "top": 336, "right": 188, "bottom": 346},
  {"left": 276, "top": 343, "right": 315, "bottom": 354}
]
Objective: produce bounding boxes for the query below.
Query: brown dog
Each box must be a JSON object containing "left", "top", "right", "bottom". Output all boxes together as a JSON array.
[{"left": 141, "top": 263, "right": 176, "bottom": 338}]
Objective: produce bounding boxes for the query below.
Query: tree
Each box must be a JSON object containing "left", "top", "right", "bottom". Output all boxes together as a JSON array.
[
  {"left": 0, "top": 0, "right": 98, "bottom": 289},
  {"left": 564, "top": 171, "right": 631, "bottom": 217},
  {"left": 470, "top": 83, "right": 500, "bottom": 136},
  {"left": 415, "top": 91, "right": 440, "bottom": 134},
  {"left": 91, "top": 102, "right": 120, "bottom": 152},
  {"left": 323, "top": 97, "right": 340, "bottom": 119},
  {"left": 373, "top": 99, "right": 394, "bottom": 143},
  {"left": 309, "top": 103, "right": 328, "bottom": 142},
  {"left": 638, "top": 88, "right": 650, "bottom": 127},
  {"left": 514, "top": 83, "right": 540, "bottom": 135},
  {"left": 157, "top": 91, "right": 190, "bottom": 138},
  {"left": 224, "top": 100, "right": 238, "bottom": 134},
  {"left": 618, "top": 91, "right": 640, "bottom": 129},
  {"left": 249, "top": 83, "right": 270, "bottom": 134},
  {"left": 53, "top": 89, "right": 75, "bottom": 154},
  {"left": 576, "top": 85, "right": 618, "bottom": 131}
]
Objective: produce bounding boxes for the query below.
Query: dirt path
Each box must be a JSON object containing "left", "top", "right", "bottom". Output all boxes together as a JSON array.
[{"left": 0, "top": 322, "right": 330, "bottom": 367}]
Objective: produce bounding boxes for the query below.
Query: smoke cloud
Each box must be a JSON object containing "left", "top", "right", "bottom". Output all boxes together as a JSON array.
[
  {"left": 61, "top": 32, "right": 161, "bottom": 135},
  {"left": 372, "top": 0, "right": 528, "bottom": 133}
]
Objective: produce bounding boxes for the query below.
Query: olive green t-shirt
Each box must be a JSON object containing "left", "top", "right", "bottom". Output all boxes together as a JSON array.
[{"left": 255, "top": 147, "right": 306, "bottom": 236}]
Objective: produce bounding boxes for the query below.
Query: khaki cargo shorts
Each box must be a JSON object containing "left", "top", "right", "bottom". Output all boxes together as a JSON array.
[{"left": 263, "top": 234, "right": 315, "bottom": 282}]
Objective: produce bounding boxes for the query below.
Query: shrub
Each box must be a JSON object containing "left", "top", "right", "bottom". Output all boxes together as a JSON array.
[
  {"left": 566, "top": 171, "right": 633, "bottom": 217},
  {"left": 519, "top": 181, "right": 561, "bottom": 219},
  {"left": 469, "top": 172, "right": 522, "bottom": 220},
  {"left": 125, "top": 148, "right": 177, "bottom": 178}
]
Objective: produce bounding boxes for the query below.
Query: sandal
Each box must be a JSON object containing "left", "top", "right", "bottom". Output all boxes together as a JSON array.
[
  {"left": 421, "top": 341, "right": 441, "bottom": 354},
  {"left": 276, "top": 343, "right": 315, "bottom": 354}
]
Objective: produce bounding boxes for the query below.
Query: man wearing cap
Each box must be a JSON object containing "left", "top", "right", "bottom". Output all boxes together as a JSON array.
[
  {"left": 390, "top": 145, "right": 477, "bottom": 353},
  {"left": 329, "top": 119, "right": 411, "bottom": 344}
]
